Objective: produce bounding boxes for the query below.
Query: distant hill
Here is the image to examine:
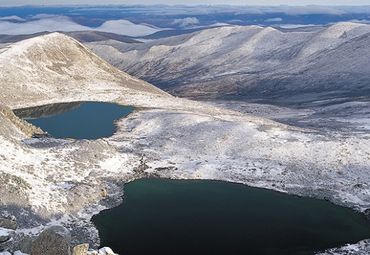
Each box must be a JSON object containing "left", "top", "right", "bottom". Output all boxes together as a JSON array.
[
  {"left": 0, "top": 31, "right": 140, "bottom": 44},
  {"left": 88, "top": 22, "right": 370, "bottom": 104}
]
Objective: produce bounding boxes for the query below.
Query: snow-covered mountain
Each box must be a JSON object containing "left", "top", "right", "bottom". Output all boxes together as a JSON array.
[
  {"left": 0, "top": 32, "right": 167, "bottom": 108},
  {"left": 88, "top": 22, "right": 370, "bottom": 103}
]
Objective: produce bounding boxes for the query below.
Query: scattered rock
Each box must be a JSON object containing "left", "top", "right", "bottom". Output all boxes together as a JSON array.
[
  {"left": 0, "top": 235, "right": 11, "bottom": 244},
  {"left": 133, "top": 155, "right": 149, "bottom": 174},
  {"left": 31, "top": 226, "right": 71, "bottom": 255},
  {"left": 98, "top": 247, "right": 115, "bottom": 255},
  {"left": 72, "top": 243, "right": 89, "bottom": 255},
  {"left": 14, "top": 251, "right": 29, "bottom": 255},
  {"left": 100, "top": 189, "right": 108, "bottom": 198},
  {"left": 365, "top": 208, "right": 370, "bottom": 221},
  {"left": 12, "top": 235, "right": 33, "bottom": 254},
  {"left": 85, "top": 247, "right": 117, "bottom": 255},
  {"left": 0, "top": 216, "right": 17, "bottom": 230},
  {"left": 0, "top": 228, "right": 13, "bottom": 243}
]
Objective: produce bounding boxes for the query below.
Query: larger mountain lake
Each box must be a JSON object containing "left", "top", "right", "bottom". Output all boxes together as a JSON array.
[{"left": 93, "top": 178, "right": 370, "bottom": 255}]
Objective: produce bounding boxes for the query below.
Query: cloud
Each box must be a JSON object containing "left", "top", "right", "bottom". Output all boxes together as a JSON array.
[
  {"left": 264, "top": 17, "right": 283, "bottom": 22},
  {"left": 280, "top": 6, "right": 345, "bottom": 15},
  {"left": 0, "top": 15, "right": 164, "bottom": 36},
  {"left": 0, "top": 16, "right": 89, "bottom": 35},
  {"left": 276, "top": 24, "right": 320, "bottom": 28},
  {"left": 172, "top": 17, "right": 200, "bottom": 28},
  {"left": 97, "top": 20, "right": 161, "bottom": 36},
  {"left": 0, "top": 16, "right": 26, "bottom": 22},
  {"left": 30, "top": 14, "right": 61, "bottom": 20},
  {"left": 1, "top": 0, "right": 370, "bottom": 6}
]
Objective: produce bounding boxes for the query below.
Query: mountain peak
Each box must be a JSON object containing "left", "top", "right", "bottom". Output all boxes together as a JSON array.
[{"left": 0, "top": 33, "right": 169, "bottom": 107}]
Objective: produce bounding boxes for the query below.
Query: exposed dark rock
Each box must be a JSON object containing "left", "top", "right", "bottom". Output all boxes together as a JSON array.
[
  {"left": 0, "top": 214, "right": 15, "bottom": 245},
  {"left": 12, "top": 235, "right": 33, "bottom": 254},
  {"left": 0, "top": 234, "right": 11, "bottom": 244},
  {"left": 365, "top": 208, "right": 370, "bottom": 221},
  {"left": 133, "top": 155, "right": 149, "bottom": 174},
  {"left": 31, "top": 226, "right": 72, "bottom": 255},
  {"left": 0, "top": 215, "right": 17, "bottom": 230}
]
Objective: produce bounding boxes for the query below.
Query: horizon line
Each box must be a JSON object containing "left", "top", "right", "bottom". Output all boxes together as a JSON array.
[{"left": 1, "top": 4, "right": 370, "bottom": 8}]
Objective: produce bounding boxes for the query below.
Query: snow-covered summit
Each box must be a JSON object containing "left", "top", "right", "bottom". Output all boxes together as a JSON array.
[{"left": 0, "top": 32, "right": 168, "bottom": 108}]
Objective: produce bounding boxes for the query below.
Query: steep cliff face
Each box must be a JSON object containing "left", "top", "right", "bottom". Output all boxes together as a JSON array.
[{"left": 88, "top": 22, "right": 370, "bottom": 102}]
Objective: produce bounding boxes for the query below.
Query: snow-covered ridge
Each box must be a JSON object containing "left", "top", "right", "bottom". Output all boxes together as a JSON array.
[{"left": 88, "top": 22, "right": 370, "bottom": 101}]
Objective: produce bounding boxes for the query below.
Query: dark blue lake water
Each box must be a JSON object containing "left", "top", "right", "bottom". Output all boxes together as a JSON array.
[
  {"left": 15, "top": 102, "right": 133, "bottom": 140},
  {"left": 93, "top": 179, "right": 370, "bottom": 255}
]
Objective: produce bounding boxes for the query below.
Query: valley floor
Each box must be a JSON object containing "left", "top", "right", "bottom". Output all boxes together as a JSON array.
[{"left": 209, "top": 98, "right": 370, "bottom": 136}]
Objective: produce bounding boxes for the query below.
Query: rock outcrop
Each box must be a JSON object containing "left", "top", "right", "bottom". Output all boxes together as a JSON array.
[
  {"left": 0, "top": 105, "right": 43, "bottom": 137},
  {"left": 0, "top": 215, "right": 17, "bottom": 231},
  {"left": 31, "top": 226, "right": 71, "bottom": 255},
  {"left": 0, "top": 214, "right": 16, "bottom": 249},
  {"left": 72, "top": 244, "right": 89, "bottom": 255}
]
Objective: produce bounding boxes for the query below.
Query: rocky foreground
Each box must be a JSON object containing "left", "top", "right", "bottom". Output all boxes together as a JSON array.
[
  {"left": 1, "top": 223, "right": 117, "bottom": 255},
  {"left": 0, "top": 33, "right": 370, "bottom": 254}
]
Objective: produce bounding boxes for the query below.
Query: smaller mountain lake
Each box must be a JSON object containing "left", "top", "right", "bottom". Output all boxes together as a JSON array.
[
  {"left": 14, "top": 102, "right": 133, "bottom": 140},
  {"left": 93, "top": 178, "right": 370, "bottom": 255}
]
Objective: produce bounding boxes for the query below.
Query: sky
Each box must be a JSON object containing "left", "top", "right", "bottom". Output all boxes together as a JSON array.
[{"left": 0, "top": 0, "right": 369, "bottom": 6}]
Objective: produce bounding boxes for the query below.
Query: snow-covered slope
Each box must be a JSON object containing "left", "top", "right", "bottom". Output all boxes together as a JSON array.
[
  {"left": 0, "top": 32, "right": 168, "bottom": 108},
  {"left": 88, "top": 22, "right": 370, "bottom": 102},
  {"left": 1, "top": 33, "right": 370, "bottom": 254}
]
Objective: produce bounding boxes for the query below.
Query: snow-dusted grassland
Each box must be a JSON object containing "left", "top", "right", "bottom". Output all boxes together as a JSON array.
[{"left": 0, "top": 32, "right": 369, "bottom": 254}]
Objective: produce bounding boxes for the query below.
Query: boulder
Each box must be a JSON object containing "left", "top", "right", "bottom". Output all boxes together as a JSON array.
[
  {"left": 14, "top": 251, "right": 29, "bottom": 255},
  {"left": 12, "top": 236, "right": 33, "bottom": 254},
  {"left": 0, "top": 228, "right": 12, "bottom": 243},
  {"left": 86, "top": 247, "right": 117, "bottom": 255},
  {"left": 98, "top": 247, "right": 115, "bottom": 255},
  {"left": 72, "top": 243, "right": 89, "bottom": 255},
  {"left": 365, "top": 208, "right": 370, "bottom": 220},
  {"left": 31, "top": 226, "right": 71, "bottom": 255},
  {"left": 0, "top": 216, "right": 17, "bottom": 230}
]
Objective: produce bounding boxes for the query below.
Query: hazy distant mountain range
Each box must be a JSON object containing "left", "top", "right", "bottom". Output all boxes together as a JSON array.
[
  {"left": 1, "top": 5, "right": 370, "bottom": 36},
  {"left": 0, "top": 31, "right": 140, "bottom": 44}
]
